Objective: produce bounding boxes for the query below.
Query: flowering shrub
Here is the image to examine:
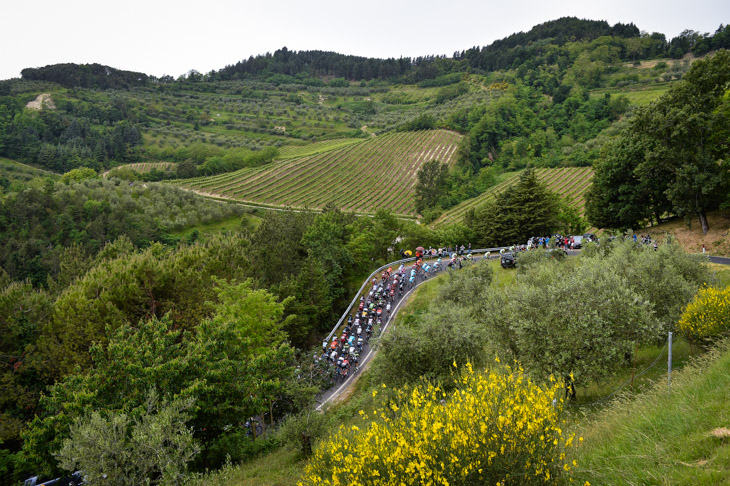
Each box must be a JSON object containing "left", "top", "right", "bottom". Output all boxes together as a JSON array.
[
  {"left": 678, "top": 286, "right": 730, "bottom": 344},
  {"left": 301, "top": 362, "right": 578, "bottom": 485}
]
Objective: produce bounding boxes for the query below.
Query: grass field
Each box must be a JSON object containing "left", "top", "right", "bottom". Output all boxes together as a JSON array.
[
  {"left": 590, "top": 84, "right": 670, "bottom": 105},
  {"left": 171, "top": 129, "right": 462, "bottom": 216},
  {"left": 571, "top": 339, "right": 730, "bottom": 485},
  {"left": 431, "top": 166, "right": 594, "bottom": 228},
  {"left": 0, "top": 157, "right": 59, "bottom": 183}
]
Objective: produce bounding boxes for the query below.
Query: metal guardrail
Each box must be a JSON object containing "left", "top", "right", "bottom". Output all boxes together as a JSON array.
[{"left": 324, "top": 247, "right": 509, "bottom": 342}]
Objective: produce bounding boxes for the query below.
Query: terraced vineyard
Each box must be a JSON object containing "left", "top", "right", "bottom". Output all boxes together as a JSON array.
[
  {"left": 172, "top": 130, "right": 462, "bottom": 216},
  {"left": 431, "top": 167, "right": 594, "bottom": 227},
  {"left": 106, "top": 162, "right": 177, "bottom": 176}
]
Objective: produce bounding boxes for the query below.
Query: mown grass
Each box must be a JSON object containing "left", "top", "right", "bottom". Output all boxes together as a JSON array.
[{"left": 569, "top": 339, "right": 730, "bottom": 485}]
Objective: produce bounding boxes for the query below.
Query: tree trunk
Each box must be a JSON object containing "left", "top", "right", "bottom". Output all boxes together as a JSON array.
[
  {"left": 269, "top": 399, "right": 274, "bottom": 429},
  {"left": 698, "top": 211, "right": 710, "bottom": 235}
]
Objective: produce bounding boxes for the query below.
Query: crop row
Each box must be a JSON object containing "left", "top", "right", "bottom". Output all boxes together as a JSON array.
[
  {"left": 278, "top": 138, "right": 365, "bottom": 159},
  {"left": 109, "top": 162, "right": 177, "bottom": 175},
  {"left": 431, "top": 167, "right": 594, "bottom": 228},
  {"left": 173, "top": 130, "right": 462, "bottom": 216}
]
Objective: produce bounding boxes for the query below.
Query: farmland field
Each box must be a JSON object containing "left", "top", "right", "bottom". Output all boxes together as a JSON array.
[
  {"left": 431, "top": 167, "right": 594, "bottom": 227},
  {"left": 278, "top": 138, "right": 365, "bottom": 159},
  {"left": 171, "top": 129, "right": 462, "bottom": 216},
  {"left": 105, "top": 162, "right": 177, "bottom": 177}
]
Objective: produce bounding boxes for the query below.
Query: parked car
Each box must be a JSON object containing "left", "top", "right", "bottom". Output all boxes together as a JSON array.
[
  {"left": 571, "top": 235, "right": 583, "bottom": 249},
  {"left": 500, "top": 252, "right": 517, "bottom": 268},
  {"left": 583, "top": 232, "right": 597, "bottom": 242}
]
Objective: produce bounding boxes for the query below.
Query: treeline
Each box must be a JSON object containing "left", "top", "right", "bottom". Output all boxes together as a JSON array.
[
  {"left": 0, "top": 177, "right": 244, "bottom": 286},
  {"left": 0, "top": 93, "right": 144, "bottom": 172},
  {"left": 205, "top": 18, "right": 730, "bottom": 86},
  {"left": 18, "top": 19, "right": 730, "bottom": 90},
  {"left": 20, "top": 63, "right": 149, "bottom": 89},
  {"left": 586, "top": 50, "right": 730, "bottom": 233}
]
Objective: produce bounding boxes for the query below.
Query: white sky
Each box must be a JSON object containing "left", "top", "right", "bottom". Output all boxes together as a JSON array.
[{"left": 2, "top": 0, "right": 729, "bottom": 80}]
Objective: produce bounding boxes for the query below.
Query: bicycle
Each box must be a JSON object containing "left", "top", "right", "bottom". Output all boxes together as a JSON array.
[{"left": 245, "top": 418, "right": 263, "bottom": 438}]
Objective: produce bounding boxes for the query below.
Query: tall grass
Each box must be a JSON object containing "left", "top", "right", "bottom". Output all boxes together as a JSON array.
[{"left": 570, "top": 338, "right": 730, "bottom": 485}]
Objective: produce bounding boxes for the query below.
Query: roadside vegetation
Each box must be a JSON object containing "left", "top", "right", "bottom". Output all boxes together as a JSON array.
[{"left": 2, "top": 15, "right": 730, "bottom": 486}]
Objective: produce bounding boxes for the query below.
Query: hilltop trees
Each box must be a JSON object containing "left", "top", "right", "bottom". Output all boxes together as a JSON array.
[
  {"left": 587, "top": 50, "right": 730, "bottom": 233},
  {"left": 470, "top": 169, "right": 560, "bottom": 247}
]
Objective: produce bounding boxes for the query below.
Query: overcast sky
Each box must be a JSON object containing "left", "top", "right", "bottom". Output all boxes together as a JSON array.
[{"left": 2, "top": 0, "right": 729, "bottom": 80}]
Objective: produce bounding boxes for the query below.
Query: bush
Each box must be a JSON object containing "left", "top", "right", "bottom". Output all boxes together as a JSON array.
[
  {"left": 56, "top": 391, "right": 199, "bottom": 485},
  {"left": 201, "top": 430, "right": 279, "bottom": 469},
  {"left": 516, "top": 249, "right": 565, "bottom": 272},
  {"left": 678, "top": 286, "right": 730, "bottom": 345},
  {"left": 301, "top": 363, "right": 577, "bottom": 485}
]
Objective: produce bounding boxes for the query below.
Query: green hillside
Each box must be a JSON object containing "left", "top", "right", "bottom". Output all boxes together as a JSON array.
[
  {"left": 432, "top": 166, "right": 593, "bottom": 227},
  {"left": 171, "top": 129, "right": 462, "bottom": 216},
  {"left": 105, "top": 162, "right": 177, "bottom": 177}
]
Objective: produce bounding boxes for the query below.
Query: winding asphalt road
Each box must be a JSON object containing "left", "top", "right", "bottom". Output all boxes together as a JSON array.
[
  {"left": 313, "top": 248, "right": 730, "bottom": 411},
  {"left": 314, "top": 254, "right": 491, "bottom": 410}
]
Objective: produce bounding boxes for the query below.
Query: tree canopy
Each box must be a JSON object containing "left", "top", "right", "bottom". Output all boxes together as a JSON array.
[{"left": 587, "top": 50, "right": 730, "bottom": 232}]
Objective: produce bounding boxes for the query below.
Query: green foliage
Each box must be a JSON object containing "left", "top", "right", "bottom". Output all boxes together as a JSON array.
[
  {"left": 396, "top": 113, "right": 435, "bottom": 132},
  {"left": 374, "top": 264, "right": 494, "bottom": 387},
  {"left": 276, "top": 409, "right": 334, "bottom": 457},
  {"left": 475, "top": 241, "right": 705, "bottom": 388},
  {"left": 197, "top": 146, "right": 279, "bottom": 176},
  {"left": 414, "top": 159, "right": 448, "bottom": 213},
  {"left": 204, "top": 430, "right": 279, "bottom": 467},
  {"left": 42, "top": 236, "right": 250, "bottom": 377},
  {"left": 21, "top": 63, "right": 149, "bottom": 89},
  {"left": 0, "top": 281, "right": 53, "bottom": 453},
  {"left": 587, "top": 50, "right": 730, "bottom": 233},
  {"left": 471, "top": 168, "right": 560, "bottom": 247},
  {"left": 59, "top": 167, "right": 97, "bottom": 184},
  {"left": 434, "top": 82, "right": 469, "bottom": 103},
  {"left": 0, "top": 179, "right": 244, "bottom": 284},
  {"left": 56, "top": 391, "right": 199, "bottom": 485},
  {"left": 572, "top": 339, "right": 730, "bottom": 485},
  {"left": 417, "top": 73, "right": 462, "bottom": 88},
  {"left": 23, "top": 277, "right": 299, "bottom": 476},
  {"left": 1, "top": 105, "right": 143, "bottom": 172}
]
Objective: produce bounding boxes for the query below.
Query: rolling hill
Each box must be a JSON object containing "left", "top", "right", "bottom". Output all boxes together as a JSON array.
[
  {"left": 432, "top": 167, "right": 594, "bottom": 227},
  {"left": 170, "top": 129, "right": 462, "bottom": 216}
]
